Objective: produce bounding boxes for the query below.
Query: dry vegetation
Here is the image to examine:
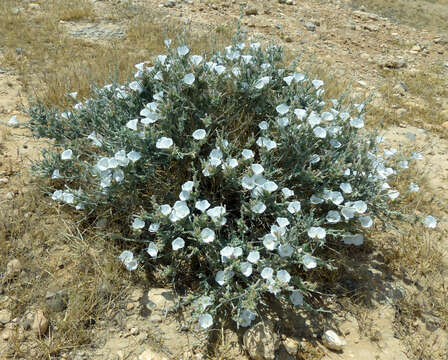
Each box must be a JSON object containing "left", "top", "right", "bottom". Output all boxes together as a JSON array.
[{"left": 0, "top": 0, "right": 447, "bottom": 359}]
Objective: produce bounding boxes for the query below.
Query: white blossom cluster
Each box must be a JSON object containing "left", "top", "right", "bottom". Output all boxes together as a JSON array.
[{"left": 29, "top": 36, "right": 439, "bottom": 331}]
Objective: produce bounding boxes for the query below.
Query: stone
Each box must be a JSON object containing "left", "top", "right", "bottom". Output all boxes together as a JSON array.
[
  {"left": 32, "top": 310, "right": 48, "bottom": 336},
  {"left": 440, "top": 110, "right": 448, "bottom": 122},
  {"left": 6, "top": 192, "right": 14, "bottom": 200},
  {"left": 282, "top": 337, "right": 299, "bottom": 356},
  {"left": 286, "top": 0, "right": 294, "bottom": 4},
  {"left": 442, "top": 121, "right": 448, "bottom": 130},
  {"left": 396, "top": 108, "right": 408, "bottom": 117},
  {"left": 29, "top": 3, "right": 40, "bottom": 10},
  {"left": 0, "top": 177, "right": 9, "bottom": 185},
  {"left": 163, "top": 0, "right": 176, "bottom": 7},
  {"left": 245, "top": 8, "right": 258, "bottom": 16},
  {"left": 0, "top": 309, "right": 11, "bottom": 325},
  {"left": 243, "top": 321, "right": 280, "bottom": 360},
  {"left": 384, "top": 58, "right": 407, "bottom": 69},
  {"left": 322, "top": 330, "right": 346, "bottom": 351},
  {"left": 305, "top": 22, "right": 316, "bottom": 32},
  {"left": 138, "top": 348, "right": 169, "bottom": 360},
  {"left": 146, "top": 288, "right": 177, "bottom": 314},
  {"left": 45, "top": 289, "right": 67, "bottom": 313},
  {"left": 6, "top": 259, "right": 21, "bottom": 278}
]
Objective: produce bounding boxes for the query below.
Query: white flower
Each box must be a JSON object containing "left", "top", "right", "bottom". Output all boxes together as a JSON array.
[
  {"left": 263, "top": 181, "right": 278, "bottom": 193},
  {"left": 387, "top": 189, "right": 400, "bottom": 200},
  {"left": 113, "top": 168, "right": 124, "bottom": 182},
  {"left": 277, "top": 269, "right": 291, "bottom": 283},
  {"left": 263, "top": 233, "right": 278, "bottom": 251},
  {"left": 132, "top": 218, "right": 145, "bottom": 230},
  {"left": 164, "top": 39, "right": 172, "bottom": 48},
  {"left": 177, "top": 45, "right": 190, "bottom": 57},
  {"left": 127, "top": 151, "right": 142, "bottom": 163},
  {"left": 214, "top": 65, "right": 226, "bottom": 74},
  {"left": 224, "top": 158, "right": 238, "bottom": 169},
  {"left": 242, "top": 149, "right": 254, "bottom": 160},
  {"left": 330, "top": 139, "right": 342, "bottom": 149},
  {"left": 119, "top": 250, "right": 138, "bottom": 271},
  {"left": 309, "top": 154, "right": 320, "bottom": 164},
  {"left": 156, "top": 137, "right": 174, "bottom": 149},
  {"left": 326, "top": 210, "right": 341, "bottom": 223},
  {"left": 7, "top": 115, "right": 18, "bottom": 127},
  {"left": 294, "top": 108, "right": 307, "bottom": 120},
  {"left": 312, "top": 79, "right": 324, "bottom": 89},
  {"left": 160, "top": 204, "right": 172, "bottom": 216},
  {"left": 276, "top": 217, "right": 290, "bottom": 228},
  {"left": 247, "top": 250, "right": 260, "bottom": 264},
  {"left": 215, "top": 270, "right": 233, "bottom": 286},
  {"left": 126, "top": 119, "right": 139, "bottom": 131},
  {"left": 51, "top": 169, "right": 62, "bottom": 179},
  {"left": 147, "top": 242, "right": 158, "bottom": 257},
  {"left": 303, "top": 254, "right": 317, "bottom": 270},
  {"left": 192, "top": 129, "right": 206, "bottom": 140},
  {"left": 183, "top": 73, "right": 195, "bottom": 85},
  {"left": 62, "top": 191, "right": 74, "bottom": 204},
  {"left": 276, "top": 103, "right": 290, "bottom": 115},
  {"left": 240, "top": 262, "right": 253, "bottom": 277},
  {"left": 261, "top": 267, "right": 274, "bottom": 279},
  {"left": 258, "top": 121, "right": 269, "bottom": 130},
  {"left": 313, "top": 126, "right": 327, "bottom": 138},
  {"left": 278, "top": 243, "right": 293, "bottom": 257},
  {"left": 353, "top": 200, "right": 367, "bottom": 214},
  {"left": 341, "top": 206, "right": 356, "bottom": 220},
  {"left": 172, "top": 237, "right": 185, "bottom": 250},
  {"left": 350, "top": 117, "right": 364, "bottom": 128},
  {"left": 252, "top": 201, "right": 266, "bottom": 214},
  {"left": 411, "top": 152, "right": 423, "bottom": 160},
  {"left": 359, "top": 216, "right": 373, "bottom": 228},
  {"left": 424, "top": 215, "right": 437, "bottom": 228},
  {"left": 409, "top": 183, "right": 419, "bottom": 192},
  {"left": 198, "top": 314, "right": 213, "bottom": 329},
  {"left": 190, "top": 55, "right": 203, "bottom": 66},
  {"left": 271, "top": 225, "right": 286, "bottom": 238},
  {"left": 195, "top": 200, "right": 211, "bottom": 212},
  {"left": 310, "top": 194, "right": 324, "bottom": 204},
  {"left": 281, "top": 188, "right": 294, "bottom": 198},
  {"left": 156, "top": 54, "right": 167, "bottom": 64},
  {"left": 251, "top": 164, "right": 264, "bottom": 175},
  {"left": 277, "top": 117, "right": 289, "bottom": 127},
  {"left": 254, "top": 76, "right": 270, "bottom": 89},
  {"left": 307, "top": 227, "right": 326, "bottom": 239},
  {"left": 342, "top": 233, "right": 364, "bottom": 246},
  {"left": 283, "top": 75, "right": 294, "bottom": 85},
  {"left": 148, "top": 223, "right": 160, "bottom": 233},
  {"left": 329, "top": 191, "right": 344, "bottom": 205},
  {"left": 384, "top": 148, "right": 397, "bottom": 158},
  {"left": 88, "top": 132, "right": 102, "bottom": 146},
  {"left": 170, "top": 201, "right": 190, "bottom": 222},
  {"left": 287, "top": 201, "right": 301, "bottom": 214},
  {"left": 290, "top": 291, "right": 304, "bottom": 306},
  {"left": 207, "top": 206, "right": 226, "bottom": 220},
  {"left": 201, "top": 228, "right": 215, "bottom": 243},
  {"left": 398, "top": 160, "right": 409, "bottom": 169},
  {"left": 239, "top": 309, "right": 256, "bottom": 327},
  {"left": 307, "top": 112, "right": 321, "bottom": 127},
  {"left": 340, "top": 183, "right": 352, "bottom": 194},
  {"left": 129, "top": 81, "right": 143, "bottom": 93},
  {"left": 61, "top": 149, "right": 73, "bottom": 160}
]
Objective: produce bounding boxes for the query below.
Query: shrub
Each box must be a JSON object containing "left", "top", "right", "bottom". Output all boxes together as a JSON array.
[{"left": 26, "top": 32, "right": 436, "bottom": 330}]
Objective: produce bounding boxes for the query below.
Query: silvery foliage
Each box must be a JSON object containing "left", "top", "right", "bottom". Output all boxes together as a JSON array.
[{"left": 27, "top": 34, "right": 435, "bottom": 330}]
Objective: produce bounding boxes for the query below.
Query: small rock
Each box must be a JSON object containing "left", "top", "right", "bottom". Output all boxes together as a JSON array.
[
  {"left": 245, "top": 8, "right": 258, "bottom": 16},
  {"left": 11, "top": 7, "right": 21, "bottom": 14},
  {"left": 150, "top": 314, "right": 163, "bottom": 323},
  {"left": 278, "top": 0, "right": 286, "bottom": 3},
  {"left": 0, "top": 177, "right": 9, "bottom": 185},
  {"left": 396, "top": 108, "right": 408, "bottom": 117},
  {"left": 243, "top": 321, "right": 280, "bottom": 360},
  {"left": 360, "top": 53, "right": 370, "bottom": 61},
  {"left": 139, "top": 348, "right": 169, "bottom": 360},
  {"left": 32, "top": 310, "right": 48, "bottom": 336},
  {"left": 284, "top": 36, "right": 293, "bottom": 43},
  {"left": 45, "top": 289, "right": 67, "bottom": 313},
  {"left": 6, "top": 259, "right": 21, "bottom": 278},
  {"left": 146, "top": 288, "right": 177, "bottom": 314},
  {"left": 282, "top": 337, "right": 299, "bottom": 356},
  {"left": 28, "top": 3, "right": 40, "bottom": 10},
  {"left": 381, "top": 58, "right": 407, "bottom": 69},
  {"left": 305, "top": 22, "right": 316, "bottom": 32},
  {"left": 322, "top": 330, "right": 346, "bottom": 351},
  {"left": 286, "top": 0, "right": 294, "bottom": 4},
  {"left": 163, "top": 0, "right": 176, "bottom": 7},
  {"left": 6, "top": 192, "right": 14, "bottom": 200},
  {"left": 0, "top": 309, "right": 12, "bottom": 325},
  {"left": 440, "top": 109, "right": 448, "bottom": 122}
]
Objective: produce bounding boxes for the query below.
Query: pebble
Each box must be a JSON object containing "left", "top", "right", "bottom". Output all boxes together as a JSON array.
[
  {"left": 138, "top": 348, "right": 169, "bottom": 360},
  {"left": 322, "top": 330, "right": 346, "bottom": 351},
  {"left": 440, "top": 109, "right": 448, "bottom": 122},
  {"left": 245, "top": 8, "right": 258, "bottom": 16},
  {"left": 5, "top": 192, "right": 14, "bottom": 200},
  {"left": 28, "top": 3, "right": 40, "bottom": 10},
  {"left": 243, "top": 321, "right": 280, "bottom": 360},
  {"left": 0, "top": 309, "right": 12, "bottom": 325},
  {"left": 282, "top": 337, "right": 299, "bottom": 355},
  {"left": 305, "top": 22, "right": 316, "bottom": 32},
  {"left": 0, "top": 177, "right": 9, "bottom": 185},
  {"left": 6, "top": 258, "right": 21, "bottom": 278},
  {"left": 163, "top": 0, "right": 176, "bottom": 7},
  {"left": 32, "top": 310, "right": 49, "bottom": 336}
]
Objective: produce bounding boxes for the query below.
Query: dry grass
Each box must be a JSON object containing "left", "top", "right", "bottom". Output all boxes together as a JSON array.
[{"left": 350, "top": 0, "right": 448, "bottom": 35}]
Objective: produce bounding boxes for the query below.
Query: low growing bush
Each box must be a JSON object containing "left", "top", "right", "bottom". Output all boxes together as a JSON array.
[{"left": 26, "top": 32, "right": 437, "bottom": 330}]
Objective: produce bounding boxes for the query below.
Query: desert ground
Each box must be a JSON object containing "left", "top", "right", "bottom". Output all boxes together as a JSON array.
[{"left": 0, "top": 0, "right": 447, "bottom": 359}]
